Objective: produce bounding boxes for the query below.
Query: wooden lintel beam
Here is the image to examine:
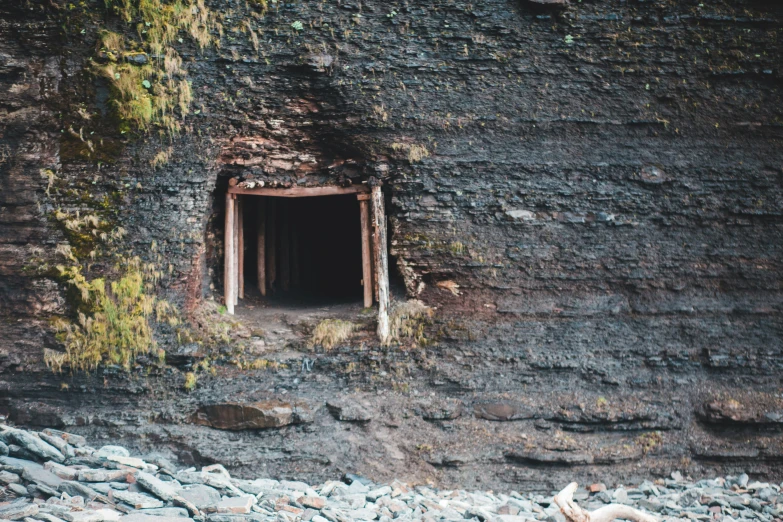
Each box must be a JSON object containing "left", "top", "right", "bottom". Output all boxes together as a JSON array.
[{"left": 228, "top": 185, "right": 370, "bottom": 197}]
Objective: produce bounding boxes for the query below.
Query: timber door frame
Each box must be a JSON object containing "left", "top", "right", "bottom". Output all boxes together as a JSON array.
[{"left": 223, "top": 184, "right": 391, "bottom": 343}]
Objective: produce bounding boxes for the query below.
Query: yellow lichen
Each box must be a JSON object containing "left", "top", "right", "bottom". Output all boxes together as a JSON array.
[{"left": 51, "top": 256, "right": 177, "bottom": 373}]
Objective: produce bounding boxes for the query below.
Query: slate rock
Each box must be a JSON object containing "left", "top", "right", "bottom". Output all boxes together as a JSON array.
[
  {"left": 0, "top": 469, "right": 20, "bottom": 484},
  {"left": 136, "top": 472, "right": 200, "bottom": 516},
  {"left": 120, "top": 516, "right": 193, "bottom": 522},
  {"left": 61, "top": 510, "right": 121, "bottom": 522},
  {"left": 112, "top": 490, "right": 166, "bottom": 509},
  {"left": 38, "top": 432, "right": 75, "bottom": 458},
  {"left": 79, "top": 469, "right": 128, "bottom": 482},
  {"left": 0, "top": 499, "right": 38, "bottom": 520},
  {"left": 42, "top": 429, "right": 87, "bottom": 448},
  {"left": 44, "top": 461, "right": 79, "bottom": 480},
  {"left": 3, "top": 429, "right": 65, "bottom": 462},
  {"left": 213, "top": 497, "right": 255, "bottom": 514},
  {"left": 133, "top": 509, "right": 190, "bottom": 518},
  {"left": 299, "top": 496, "right": 327, "bottom": 510},
  {"left": 96, "top": 446, "right": 131, "bottom": 459},
  {"left": 178, "top": 484, "right": 222, "bottom": 509}
]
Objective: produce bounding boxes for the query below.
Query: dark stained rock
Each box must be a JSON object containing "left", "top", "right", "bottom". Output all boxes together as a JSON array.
[
  {"left": 523, "top": 0, "right": 568, "bottom": 7},
  {"left": 416, "top": 399, "right": 462, "bottom": 421},
  {"left": 699, "top": 398, "right": 783, "bottom": 425},
  {"left": 474, "top": 402, "right": 537, "bottom": 421},
  {"left": 191, "top": 401, "right": 312, "bottom": 430},
  {"left": 505, "top": 449, "right": 594, "bottom": 466},
  {"left": 326, "top": 399, "right": 372, "bottom": 423}
]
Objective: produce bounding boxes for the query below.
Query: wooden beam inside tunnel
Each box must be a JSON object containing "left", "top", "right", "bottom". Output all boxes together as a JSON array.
[
  {"left": 257, "top": 199, "right": 266, "bottom": 296},
  {"left": 237, "top": 197, "right": 244, "bottom": 300},
  {"left": 267, "top": 198, "right": 277, "bottom": 294}
]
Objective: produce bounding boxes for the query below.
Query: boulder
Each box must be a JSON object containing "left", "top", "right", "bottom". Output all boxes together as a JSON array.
[
  {"left": 191, "top": 400, "right": 312, "bottom": 430},
  {"left": 3, "top": 428, "right": 65, "bottom": 462}
]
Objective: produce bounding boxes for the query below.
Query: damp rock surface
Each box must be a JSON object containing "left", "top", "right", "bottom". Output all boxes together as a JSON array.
[{"left": 0, "top": 0, "right": 783, "bottom": 494}]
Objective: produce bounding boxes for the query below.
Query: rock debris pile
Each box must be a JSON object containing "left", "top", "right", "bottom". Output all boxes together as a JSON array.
[{"left": 1, "top": 425, "right": 783, "bottom": 522}]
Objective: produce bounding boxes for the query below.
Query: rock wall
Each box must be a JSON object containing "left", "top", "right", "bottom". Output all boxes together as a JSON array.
[{"left": 1, "top": 0, "right": 782, "bottom": 492}]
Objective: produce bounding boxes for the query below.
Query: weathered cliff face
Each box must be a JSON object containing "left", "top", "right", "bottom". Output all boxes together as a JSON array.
[{"left": 1, "top": 0, "right": 782, "bottom": 492}]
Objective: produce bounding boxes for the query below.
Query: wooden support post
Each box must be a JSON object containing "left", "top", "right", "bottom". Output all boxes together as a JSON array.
[
  {"left": 280, "top": 199, "right": 290, "bottom": 292},
  {"left": 237, "top": 197, "right": 244, "bottom": 300},
  {"left": 267, "top": 198, "right": 277, "bottom": 293},
  {"left": 224, "top": 193, "right": 235, "bottom": 315},
  {"left": 372, "top": 186, "right": 390, "bottom": 344},
  {"left": 233, "top": 197, "right": 240, "bottom": 306},
  {"left": 371, "top": 210, "right": 380, "bottom": 303},
  {"left": 358, "top": 194, "right": 373, "bottom": 309},
  {"left": 257, "top": 198, "right": 267, "bottom": 296},
  {"left": 290, "top": 205, "right": 300, "bottom": 289}
]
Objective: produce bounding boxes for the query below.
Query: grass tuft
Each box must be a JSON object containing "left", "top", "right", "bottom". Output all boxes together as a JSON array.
[
  {"left": 389, "top": 300, "right": 434, "bottom": 346},
  {"left": 309, "top": 319, "right": 357, "bottom": 350}
]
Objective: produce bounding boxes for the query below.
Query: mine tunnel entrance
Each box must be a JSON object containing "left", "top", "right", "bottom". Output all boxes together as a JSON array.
[
  {"left": 224, "top": 185, "right": 386, "bottom": 316},
  {"left": 245, "top": 195, "right": 362, "bottom": 302}
]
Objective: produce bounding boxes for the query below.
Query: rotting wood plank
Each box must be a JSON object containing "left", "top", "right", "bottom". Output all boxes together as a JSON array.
[
  {"left": 238, "top": 197, "right": 244, "bottom": 300},
  {"left": 225, "top": 193, "right": 235, "bottom": 315},
  {"left": 359, "top": 196, "right": 373, "bottom": 308},
  {"left": 372, "top": 186, "right": 390, "bottom": 344},
  {"left": 228, "top": 185, "right": 370, "bottom": 197},
  {"left": 257, "top": 198, "right": 266, "bottom": 296},
  {"left": 267, "top": 198, "right": 277, "bottom": 293}
]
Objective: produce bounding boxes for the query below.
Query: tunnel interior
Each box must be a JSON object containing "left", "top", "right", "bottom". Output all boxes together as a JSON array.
[{"left": 241, "top": 194, "right": 364, "bottom": 305}]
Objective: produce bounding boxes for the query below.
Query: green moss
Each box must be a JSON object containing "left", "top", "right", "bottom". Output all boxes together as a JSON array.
[{"left": 51, "top": 256, "right": 178, "bottom": 373}]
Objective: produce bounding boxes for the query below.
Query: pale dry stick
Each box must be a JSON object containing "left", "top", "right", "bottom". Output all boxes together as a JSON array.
[{"left": 554, "top": 483, "right": 658, "bottom": 522}]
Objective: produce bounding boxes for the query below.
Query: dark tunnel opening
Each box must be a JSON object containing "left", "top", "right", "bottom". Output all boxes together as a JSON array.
[{"left": 241, "top": 194, "right": 364, "bottom": 305}]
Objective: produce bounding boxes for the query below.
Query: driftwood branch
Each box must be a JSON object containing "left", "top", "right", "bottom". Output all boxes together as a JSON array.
[{"left": 554, "top": 483, "right": 658, "bottom": 522}]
